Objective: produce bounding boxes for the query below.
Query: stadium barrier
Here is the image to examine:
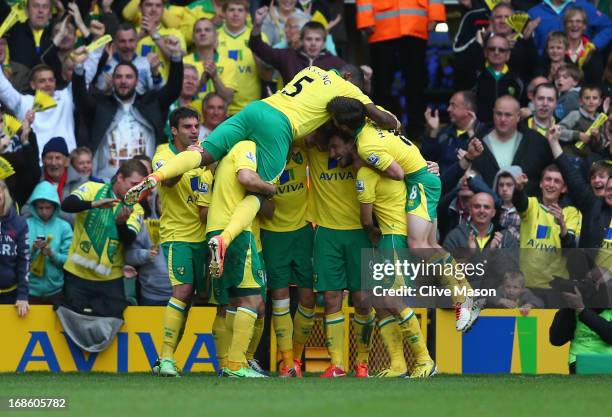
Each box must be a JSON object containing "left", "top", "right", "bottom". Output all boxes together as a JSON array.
[{"left": 2, "top": 306, "right": 570, "bottom": 374}]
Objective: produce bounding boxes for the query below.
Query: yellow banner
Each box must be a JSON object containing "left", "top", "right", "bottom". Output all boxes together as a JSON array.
[
  {"left": 435, "top": 309, "right": 569, "bottom": 374},
  {"left": 1, "top": 306, "right": 217, "bottom": 373}
]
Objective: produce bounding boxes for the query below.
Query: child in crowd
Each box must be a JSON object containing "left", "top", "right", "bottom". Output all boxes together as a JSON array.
[
  {"left": 70, "top": 147, "right": 93, "bottom": 177},
  {"left": 488, "top": 271, "right": 544, "bottom": 312},
  {"left": 559, "top": 84, "right": 604, "bottom": 157},
  {"left": 554, "top": 63, "right": 582, "bottom": 120},
  {"left": 544, "top": 31, "right": 569, "bottom": 81},
  {"left": 26, "top": 181, "right": 73, "bottom": 305}
]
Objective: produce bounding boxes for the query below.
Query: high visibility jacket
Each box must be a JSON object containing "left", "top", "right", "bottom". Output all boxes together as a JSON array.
[{"left": 356, "top": 0, "right": 446, "bottom": 43}]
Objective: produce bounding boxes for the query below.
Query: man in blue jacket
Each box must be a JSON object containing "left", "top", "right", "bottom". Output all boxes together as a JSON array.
[{"left": 529, "top": 0, "right": 612, "bottom": 54}]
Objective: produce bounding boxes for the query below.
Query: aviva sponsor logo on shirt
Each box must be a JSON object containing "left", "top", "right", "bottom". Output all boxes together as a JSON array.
[
  {"left": 278, "top": 169, "right": 304, "bottom": 194},
  {"left": 320, "top": 158, "right": 354, "bottom": 181},
  {"left": 536, "top": 225, "right": 551, "bottom": 239}
]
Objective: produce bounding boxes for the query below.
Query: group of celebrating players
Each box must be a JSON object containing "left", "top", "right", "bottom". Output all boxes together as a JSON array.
[{"left": 123, "top": 64, "right": 481, "bottom": 378}]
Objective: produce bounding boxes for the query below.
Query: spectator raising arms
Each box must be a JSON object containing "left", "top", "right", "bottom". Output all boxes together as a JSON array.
[{"left": 0, "top": 181, "right": 29, "bottom": 317}]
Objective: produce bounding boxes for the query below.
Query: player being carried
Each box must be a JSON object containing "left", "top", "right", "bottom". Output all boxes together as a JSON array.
[
  {"left": 326, "top": 97, "right": 483, "bottom": 332},
  {"left": 124, "top": 21, "right": 398, "bottom": 277}
]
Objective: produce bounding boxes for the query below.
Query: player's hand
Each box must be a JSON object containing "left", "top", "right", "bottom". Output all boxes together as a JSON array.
[
  {"left": 115, "top": 206, "right": 133, "bottom": 225},
  {"left": 515, "top": 173, "right": 528, "bottom": 191},
  {"left": 187, "top": 144, "right": 203, "bottom": 153},
  {"left": 424, "top": 107, "right": 439, "bottom": 135},
  {"left": 467, "top": 137, "right": 484, "bottom": 160},
  {"left": 489, "top": 231, "right": 503, "bottom": 249},
  {"left": 254, "top": 6, "right": 269, "bottom": 27},
  {"left": 147, "top": 52, "right": 161, "bottom": 76},
  {"left": 92, "top": 197, "right": 120, "bottom": 209},
  {"left": 426, "top": 161, "right": 440, "bottom": 176},
  {"left": 264, "top": 183, "right": 277, "bottom": 199},
  {"left": 15, "top": 300, "right": 30, "bottom": 317},
  {"left": 522, "top": 17, "right": 541, "bottom": 40},
  {"left": 367, "top": 227, "right": 382, "bottom": 246}
]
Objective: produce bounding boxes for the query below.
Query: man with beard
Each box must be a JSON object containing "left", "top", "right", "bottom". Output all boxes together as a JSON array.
[{"left": 71, "top": 41, "right": 183, "bottom": 180}]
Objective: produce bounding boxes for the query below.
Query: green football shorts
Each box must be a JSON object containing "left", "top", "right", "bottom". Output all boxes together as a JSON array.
[
  {"left": 404, "top": 167, "right": 441, "bottom": 222},
  {"left": 161, "top": 241, "right": 206, "bottom": 293}
]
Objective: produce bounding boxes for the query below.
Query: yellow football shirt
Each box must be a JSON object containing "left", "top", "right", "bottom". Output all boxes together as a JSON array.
[
  {"left": 518, "top": 197, "right": 582, "bottom": 288},
  {"left": 356, "top": 121, "right": 427, "bottom": 174},
  {"left": 183, "top": 50, "right": 239, "bottom": 95},
  {"left": 206, "top": 141, "right": 257, "bottom": 233},
  {"left": 216, "top": 26, "right": 264, "bottom": 114},
  {"left": 356, "top": 166, "right": 406, "bottom": 236},
  {"left": 260, "top": 146, "right": 308, "bottom": 232},
  {"left": 307, "top": 146, "right": 360, "bottom": 230},
  {"left": 64, "top": 182, "right": 144, "bottom": 281},
  {"left": 595, "top": 218, "right": 612, "bottom": 269},
  {"left": 153, "top": 142, "right": 213, "bottom": 243},
  {"left": 264, "top": 66, "right": 373, "bottom": 139},
  {"left": 136, "top": 27, "right": 187, "bottom": 82}
]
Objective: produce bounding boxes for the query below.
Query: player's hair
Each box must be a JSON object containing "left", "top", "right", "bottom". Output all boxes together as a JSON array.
[
  {"left": 223, "top": 0, "right": 249, "bottom": 12},
  {"left": 541, "top": 163, "right": 563, "bottom": 179},
  {"left": 133, "top": 154, "right": 152, "bottom": 164},
  {"left": 169, "top": 107, "right": 200, "bottom": 129},
  {"left": 29, "top": 64, "right": 55, "bottom": 82},
  {"left": 589, "top": 160, "right": 612, "bottom": 180},
  {"left": 458, "top": 90, "right": 477, "bottom": 112},
  {"left": 116, "top": 22, "right": 137, "bottom": 35},
  {"left": 300, "top": 21, "right": 327, "bottom": 39},
  {"left": 546, "top": 31, "right": 569, "bottom": 50},
  {"left": 0, "top": 180, "right": 13, "bottom": 216},
  {"left": 202, "top": 92, "right": 228, "bottom": 111},
  {"left": 534, "top": 82, "right": 557, "bottom": 97},
  {"left": 580, "top": 83, "right": 603, "bottom": 98},
  {"left": 70, "top": 146, "right": 92, "bottom": 165},
  {"left": 113, "top": 61, "right": 139, "bottom": 78},
  {"left": 556, "top": 63, "right": 583, "bottom": 84},
  {"left": 318, "top": 121, "right": 351, "bottom": 144},
  {"left": 117, "top": 158, "right": 149, "bottom": 179},
  {"left": 563, "top": 6, "right": 588, "bottom": 27},
  {"left": 326, "top": 96, "right": 367, "bottom": 132},
  {"left": 503, "top": 271, "right": 525, "bottom": 286},
  {"left": 339, "top": 64, "right": 365, "bottom": 92}
]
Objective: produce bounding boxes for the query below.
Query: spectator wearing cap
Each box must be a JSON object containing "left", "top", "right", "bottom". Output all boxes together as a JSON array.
[
  {"left": 37, "top": 137, "right": 88, "bottom": 223},
  {"left": 471, "top": 95, "right": 554, "bottom": 196}
]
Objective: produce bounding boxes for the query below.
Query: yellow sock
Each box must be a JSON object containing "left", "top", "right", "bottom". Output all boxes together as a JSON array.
[
  {"left": 353, "top": 309, "right": 376, "bottom": 364},
  {"left": 293, "top": 304, "right": 315, "bottom": 360},
  {"left": 220, "top": 195, "right": 261, "bottom": 247},
  {"left": 398, "top": 308, "right": 431, "bottom": 363},
  {"left": 246, "top": 317, "right": 265, "bottom": 361},
  {"left": 428, "top": 253, "right": 470, "bottom": 303},
  {"left": 228, "top": 307, "right": 257, "bottom": 371},
  {"left": 225, "top": 308, "right": 236, "bottom": 347},
  {"left": 160, "top": 297, "right": 187, "bottom": 360},
  {"left": 212, "top": 314, "right": 229, "bottom": 369},
  {"left": 325, "top": 311, "right": 345, "bottom": 368},
  {"left": 378, "top": 316, "right": 407, "bottom": 373},
  {"left": 272, "top": 299, "right": 294, "bottom": 368},
  {"left": 156, "top": 150, "right": 202, "bottom": 181}
]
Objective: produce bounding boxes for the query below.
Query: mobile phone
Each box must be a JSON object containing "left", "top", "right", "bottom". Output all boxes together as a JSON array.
[{"left": 36, "top": 235, "right": 45, "bottom": 241}]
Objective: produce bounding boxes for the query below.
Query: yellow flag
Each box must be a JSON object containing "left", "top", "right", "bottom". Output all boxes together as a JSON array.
[
  {"left": 32, "top": 90, "right": 57, "bottom": 112},
  {"left": 485, "top": 0, "right": 502, "bottom": 11},
  {"left": 0, "top": 156, "right": 15, "bottom": 180},
  {"left": 85, "top": 34, "right": 113, "bottom": 53},
  {"left": 145, "top": 219, "right": 160, "bottom": 247},
  {"left": 3, "top": 113, "right": 22, "bottom": 137},
  {"left": 30, "top": 235, "right": 53, "bottom": 277},
  {"left": 576, "top": 113, "right": 609, "bottom": 150},
  {"left": 0, "top": 3, "right": 28, "bottom": 38},
  {"left": 506, "top": 12, "right": 529, "bottom": 36}
]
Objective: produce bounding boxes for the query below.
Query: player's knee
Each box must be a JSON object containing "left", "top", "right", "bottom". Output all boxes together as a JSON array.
[
  {"left": 298, "top": 288, "right": 315, "bottom": 309},
  {"left": 172, "top": 284, "right": 194, "bottom": 303},
  {"left": 271, "top": 287, "right": 290, "bottom": 300},
  {"left": 323, "top": 291, "right": 343, "bottom": 313}
]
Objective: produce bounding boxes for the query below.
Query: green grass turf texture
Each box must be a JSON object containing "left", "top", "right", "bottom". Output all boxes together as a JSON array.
[{"left": 0, "top": 373, "right": 610, "bottom": 417}]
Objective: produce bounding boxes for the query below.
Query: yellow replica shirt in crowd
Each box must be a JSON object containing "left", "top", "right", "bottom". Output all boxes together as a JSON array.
[
  {"left": 264, "top": 66, "right": 373, "bottom": 139},
  {"left": 518, "top": 197, "right": 582, "bottom": 288},
  {"left": 356, "top": 121, "right": 427, "bottom": 174},
  {"left": 356, "top": 166, "right": 406, "bottom": 236},
  {"left": 260, "top": 146, "right": 308, "bottom": 232},
  {"left": 136, "top": 27, "right": 187, "bottom": 81},
  {"left": 153, "top": 142, "right": 213, "bottom": 243},
  {"left": 183, "top": 50, "right": 239, "bottom": 95},
  {"left": 64, "top": 182, "right": 144, "bottom": 281},
  {"left": 307, "top": 146, "right": 361, "bottom": 230},
  {"left": 595, "top": 217, "right": 612, "bottom": 269},
  {"left": 206, "top": 141, "right": 257, "bottom": 233},
  {"left": 217, "top": 26, "right": 264, "bottom": 114}
]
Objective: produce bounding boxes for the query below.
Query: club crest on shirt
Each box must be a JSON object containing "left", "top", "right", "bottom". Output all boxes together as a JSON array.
[
  {"left": 246, "top": 152, "right": 256, "bottom": 163},
  {"left": 154, "top": 160, "right": 165, "bottom": 170},
  {"left": 356, "top": 180, "right": 365, "bottom": 192},
  {"left": 367, "top": 154, "right": 380, "bottom": 165}
]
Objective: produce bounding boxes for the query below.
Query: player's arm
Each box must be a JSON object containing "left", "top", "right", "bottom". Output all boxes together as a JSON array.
[
  {"left": 366, "top": 104, "right": 400, "bottom": 130},
  {"left": 237, "top": 169, "right": 276, "bottom": 198},
  {"left": 199, "top": 206, "right": 208, "bottom": 223},
  {"left": 259, "top": 199, "right": 275, "bottom": 219},
  {"left": 360, "top": 202, "right": 381, "bottom": 245},
  {"left": 379, "top": 161, "right": 404, "bottom": 181}
]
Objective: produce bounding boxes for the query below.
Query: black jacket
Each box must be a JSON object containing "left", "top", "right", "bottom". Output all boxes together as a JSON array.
[
  {"left": 471, "top": 126, "right": 553, "bottom": 196},
  {"left": 72, "top": 57, "right": 183, "bottom": 152},
  {"left": 2, "top": 131, "right": 40, "bottom": 209},
  {"left": 475, "top": 68, "right": 525, "bottom": 123},
  {"left": 0, "top": 1, "right": 53, "bottom": 69}
]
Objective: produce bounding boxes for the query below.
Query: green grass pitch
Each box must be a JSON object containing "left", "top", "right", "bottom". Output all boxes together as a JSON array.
[{"left": 0, "top": 373, "right": 610, "bottom": 417}]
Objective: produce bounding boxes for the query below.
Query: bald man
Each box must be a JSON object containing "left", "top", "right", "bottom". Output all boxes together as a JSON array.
[{"left": 471, "top": 96, "right": 554, "bottom": 196}]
